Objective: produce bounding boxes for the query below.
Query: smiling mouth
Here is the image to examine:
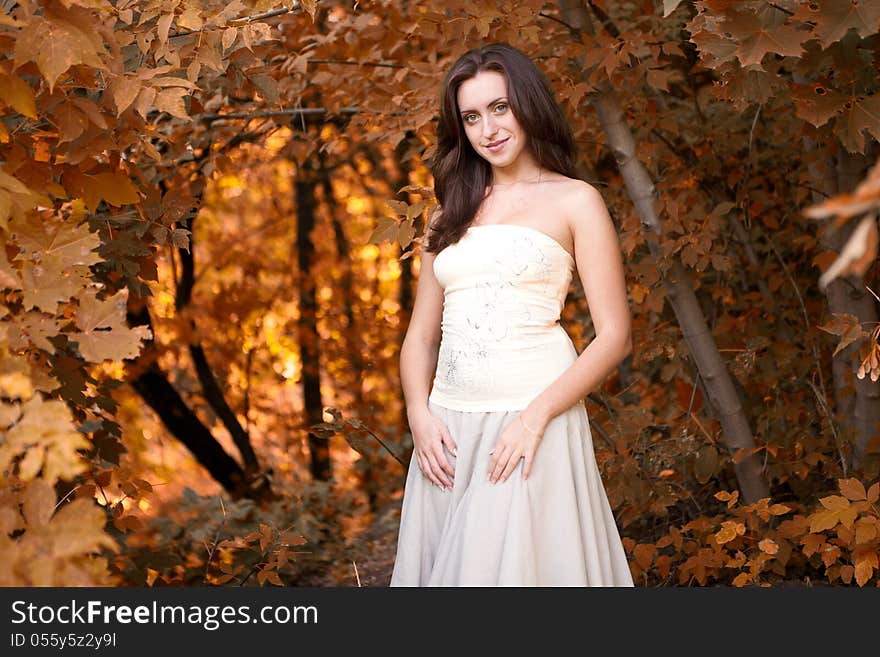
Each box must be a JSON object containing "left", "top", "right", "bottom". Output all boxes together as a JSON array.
[{"left": 486, "top": 138, "right": 508, "bottom": 148}]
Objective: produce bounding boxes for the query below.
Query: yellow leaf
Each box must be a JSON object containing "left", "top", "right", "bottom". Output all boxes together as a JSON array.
[
  {"left": 0, "top": 400, "right": 21, "bottom": 429},
  {"left": 72, "top": 289, "right": 152, "bottom": 362},
  {"left": 768, "top": 503, "right": 791, "bottom": 515},
  {"left": 819, "top": 495, "right": 850, "bottom": 511},
  {"left": 731, "top": 572, "right": 751, "bottom": 587},
  {"left": 49, "top": 498, "right": 117, "bottom": 558},
  {"left": 222, "top": 27, "right": 237, "bottom": 51},
  {"left": 0, "top": 73, "right": 37, "bottom": 119},
  {"left": 0, "top": 245, "right": 21, "bottom": 290},
  {"left": 9, "top": 213, "right": 101, "bottom": 311},
  {"left": 14, "top": 17, "right": 105, "bottom": 92},
  {"left": 155, "top": 87, "right": 189, "bottom": 120},
  {"left": 177, "top": 8, "right": 203, "bottom": 30},
  {"left": 838, "top": 506, "right": 859, "bottom": 530},
  {"left": 110, "top": 76, "right": 141, "bottom": 116},
  {"left": 61, "top": 169, "right": 139, "bottom": 212},
  {"left": 0, "top": 395, "right": 90, "bottom": 484},
  {"left": 0, "top": 170, "right": 52, "bottom": 227},
  {"left": 809, "top": 509, "right": 839, "bottom": 533},
  {"left": 91, "top": 172, "right": 141, "bottom": 207},
  {"left": 854, "top": 518, "right": 877, "bottom": 544},
  {"left": 146, "top": 568, "right": 159, "bottom": 586},
  {"left": 22, "top": 478, "right": 55, "bottom": 529},
  {"left": 854, "top": 560, "right": 873, "bottom": 587},
  {"left": 839, "top": 477, "right": 868, "bottom": 501},
  {"left": 133, "top": 86, "right": 156, "bottom": 119},
  {"left": 715, "top": 526, "right": 737, "bottom": 544},
  {"left": 0, "top": 351, "right": 33, "bottom": 399}
]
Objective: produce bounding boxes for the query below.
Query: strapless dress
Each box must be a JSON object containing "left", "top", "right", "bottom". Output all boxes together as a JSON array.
[{"left": 391, "top": 224, "right": 634, "bottom": 587}]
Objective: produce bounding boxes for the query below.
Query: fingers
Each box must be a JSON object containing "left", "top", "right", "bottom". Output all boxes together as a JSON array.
[
  {"left": 440, "top": 425, "right": 458, "bottom": 458},
  {"left": 433, "top": 441, "right": 455, "bottom": 479},
  {"left": 425, "top": 450, "right": 454, "bottom": 490},
  {"left": 488, "top": 445, "right": 522, "bottom": 484},
  {"left": 416, "top": 452, "right": 442, "bottom": 489}
]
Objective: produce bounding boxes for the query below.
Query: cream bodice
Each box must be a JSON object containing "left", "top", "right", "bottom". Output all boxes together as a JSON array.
[{"left": 428, "top": 223, "right": 579, "bottom": 411}]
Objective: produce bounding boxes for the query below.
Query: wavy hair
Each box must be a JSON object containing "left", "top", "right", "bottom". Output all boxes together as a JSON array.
[{"left": 425, "top": 43, "right": 577, "bottom": 254}]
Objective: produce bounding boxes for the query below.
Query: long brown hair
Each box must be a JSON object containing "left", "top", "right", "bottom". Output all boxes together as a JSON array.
[{"left": 425, "top": 43, "right": 578, "bottom": 254}]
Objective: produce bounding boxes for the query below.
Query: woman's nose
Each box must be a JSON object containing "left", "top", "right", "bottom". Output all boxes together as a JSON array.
[{"left": 482, "top": 113, "right": 498, "bottom": 137}]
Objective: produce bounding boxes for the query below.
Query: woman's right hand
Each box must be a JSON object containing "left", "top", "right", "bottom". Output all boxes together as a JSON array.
[{"left": 408, "top": 406, "right": 458, "bottom": 490}]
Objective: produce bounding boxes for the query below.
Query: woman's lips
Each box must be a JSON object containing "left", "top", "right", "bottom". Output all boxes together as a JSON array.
[{"left": 486, "top": 137, "right": 508, "bottom": 152}]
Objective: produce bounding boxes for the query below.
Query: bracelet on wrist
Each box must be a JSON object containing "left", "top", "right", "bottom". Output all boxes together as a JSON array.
[{"left": 519, "top": 415, "right": 541, "bottom": 437}]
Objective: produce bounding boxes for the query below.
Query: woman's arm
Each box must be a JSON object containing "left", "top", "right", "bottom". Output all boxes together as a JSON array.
[
  {"left": 399, "top": 243, "right": 444, "bottom": 420},
  {"left": 522, "top": 181, "right": 632, "bottom": 430},
  {"left": 399, "top": 216, "right": 458, "bottom": 489}
]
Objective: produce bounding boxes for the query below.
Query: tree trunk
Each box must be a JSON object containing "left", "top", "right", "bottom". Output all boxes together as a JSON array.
[
  {"left": 319, "top": 162, "right": 377, "bottom": 506},
  {"left": 295, "top": 159, "right": 332, "bottom": 481},
  {"left": 126, "top": 303, "right": 249, "bottom": 498},
  {"left": 559, "top": 0, "right": 770, "bottom": 503},
  {"left": 175, "top": 226, "right": 263, "bottom": 475}
]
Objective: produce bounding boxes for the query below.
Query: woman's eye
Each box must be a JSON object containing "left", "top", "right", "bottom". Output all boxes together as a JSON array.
[
  {"left": 464, "top": 114, "right": 477, "bottom": 124},
  {"left": 495, "top": 103, "right": 507, "bottom": 112}
]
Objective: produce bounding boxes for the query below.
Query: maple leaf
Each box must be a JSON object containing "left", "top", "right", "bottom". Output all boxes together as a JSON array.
[
  {"left": 0, "top": 480, "right": 117, "bottom": 585},
  {"left": 0, "top": 349, "right": 34, "bottom": 400},
  {"left": 13, "top": 17, "right": 106, "bottom": 92},
  {"left": 839, "top": 477, "right": 868, "bottom": 501},
  {"left": 0, "top": 73, "right": 37, "bottom": 119},
  {"left": 835, "top": 94, "right": 880, "bottom": 154},
  {"left": 817, "top": 313, "right": 868, "bottom": 356},
  {"left": 0, "top": 394, "right": 90, "bottom": 484},
  {"left": 690, "top": 30, "right": 739, "bottom": 68},
  {"left": 71, "top": 288, "right": 152, "bottom": 362},
  {"left": 0, "top": 171, "right": 52, "bottom": 231},
  {"left": 61, "top": 169, "right": 141, "bottom": 213},
  {"left": 793, "top": 0, "right": 880, "bottom": 48},
  {"left": 7, "top": 311, "right": 63, "bottom": 353},
  {"left": 0, "top": 246, "right": 21, "bottom": 290},
  {"left": 109, "top": 75, "right": 141, "bottom": 116},
  {"left": 9, "top": 214, "right": 102, "bottom": 312},
  {"left": 792, "top": 82, "right": 846, "bottom": 128},
  {"left": 723, "top": 10, "right": 808, "bottom": 68}
]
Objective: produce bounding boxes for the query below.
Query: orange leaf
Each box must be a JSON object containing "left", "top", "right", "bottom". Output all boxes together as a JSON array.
[
  {"left": 819, "top": 495, "right": 850, "bottom": 511},
  {"left": 839, "top": 478, "right": 867, "bottom": 501},
  {"left": 809, "top": 509, "right": 839, "bottom": 533},
  {"left": 110, "top": 76, "right": 141, "bottom": 116},
  {"left": 633, "top": 543, "right": 655, "bottom": 569},
  {"left": 854, "top": 560, "right": 873, "bottom": 587},
  {"left": 0, "top": 73, "right": 37, "bottom": 119},
  {"left": 758, "top": 538, "right": 779, "bottom": 555}
]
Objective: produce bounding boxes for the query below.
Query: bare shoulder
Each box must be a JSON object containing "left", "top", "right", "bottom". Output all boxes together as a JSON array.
[{"left": 559, "top": 180, "right": 613, "bottom": 234}]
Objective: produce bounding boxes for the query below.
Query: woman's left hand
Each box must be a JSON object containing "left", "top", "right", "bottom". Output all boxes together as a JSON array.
[{"left": 487, "top": 410, "right": 548, "bottom": 483}]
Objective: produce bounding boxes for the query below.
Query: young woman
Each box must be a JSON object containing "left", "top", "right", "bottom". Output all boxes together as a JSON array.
[{"left": 390, "top": 43, "right": 634, "bottom": 586}]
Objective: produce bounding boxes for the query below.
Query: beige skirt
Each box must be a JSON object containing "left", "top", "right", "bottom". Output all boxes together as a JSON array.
[{"left": 390, "top": 399, "right": 634, "bottom": 586}]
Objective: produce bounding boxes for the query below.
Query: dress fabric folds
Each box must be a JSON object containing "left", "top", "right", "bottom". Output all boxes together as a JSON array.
[{"left": 390, "top": 223, "right": 634, "bottom": 587}]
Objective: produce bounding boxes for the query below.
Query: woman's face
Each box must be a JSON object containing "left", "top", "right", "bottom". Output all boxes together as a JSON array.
[{"left": 456, "top": 70, "right": 528, "bottom": 168}]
